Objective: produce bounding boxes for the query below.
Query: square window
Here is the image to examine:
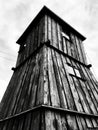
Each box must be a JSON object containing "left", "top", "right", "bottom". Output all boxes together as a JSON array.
[
  {"left": 67, "top": 63, "right": 81, "bottom": 78},
  {"left": 67, "top": 65, "right": 74, "bottom": 75},
  {"left": 61, "top": 32, "right": 70, "bottom": 40},
  {"left": 75, "top": 68, "right": 81, "bottom": 77}
]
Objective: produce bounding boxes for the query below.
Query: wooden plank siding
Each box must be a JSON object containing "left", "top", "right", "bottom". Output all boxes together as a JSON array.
[
  {"left": 44, "top": 15, "right": 88, "bottom": 64},
  {"left": 0, "top": 9, "right": 98, "bottom": 130},
  {"left": 0, "top": 109, "right": 98, "bottom": 130},
  {"left": 0, "top": 47, "right": 45, "bottom": 119},
  {"left": 16, "top": 16, "right": 45, "bottom": 66}
]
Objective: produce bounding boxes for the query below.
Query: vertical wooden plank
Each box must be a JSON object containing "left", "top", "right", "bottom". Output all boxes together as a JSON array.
[
  {"left": 29, "top": 31, "right": 33, "bottom": 55},
  {"left": 37, "top": 21, "right": 41, "bottom": 47},
  {"left": 60, "top": 115, "right": 67, "bottom": 130},
  {"left": 12, "top": 118, "right": 19, "bottom": 130},
  {"left": 47, "top": 48, "right": 60, "bottom": 107},
  {"left": 17, "top": 116, "right": 25, "bottom": 130},
  {"left": 26, "top": 34, "right": 30, "bottom": 58},
  {"left": 79, "top": 39, "right": 87, "bottom": 64},
  {"left": 26, "top": 63, "right": 37, "bottom": 108},
  {"left": 29, "top": 68, "right": 39, "bottom": 107},
  {"left": 42, "top": 16, "right": 45, "bottom": 43},
  {"left": 45, "top": 111, "right": 55, "bottom": 130},
  {"left": 67, "top": 40, "right": 72, "bottom": 57},
  {"left": 70, "top": 76, "right": 84, "bottom": 112},
  {"left": 51, "top": 18, "right": 58, "bottom": 48},
  {"left": 70, "top": 34, "right": 79, "bottom": 60},
  {"left": 2, "top": 121, "right": 8, "bottom": 130},
  {"left": 53, "top": 113, "right": 63, "bottom": 130},
  {"left": 30, "top": 111, "right": 40, "bottom": 130},
  {"left": 47, "top": 16, "right": 52, "bottom": 43},
  {"left": 30, "top": 27, "right": 35, "bottom": 53},
  {"left": 75, "top": 36, "right": 83, "bottom": 62},
  {"left": 41, "top": 17, "right": 45, "bottom": 43},
  {"left": 56, "top": 23, "right": 62, "bottom": 50},
  {"left": 52, "top": 50, "right": 67, "bottom": 108},
  {"left": 36, "top": 48, "right": 44, "bottom": 105},
  {"left": 43, "top": 46, "right": 50, "bottom": 105},
  {"left": 44, "top": 15, "right": 48, "bottom": 42},
  {"left": 66, "top": 114, "right": 79, "bottom": 130},
  {"left": 22, "top": 113, "right": 31, "bottom": 130},
  {"left": 62, "top": 37, "right": 67, "bottom": 54},
  {"left": 45, "top": 111, "right": 52, "bottom": 130},
  {"left": 29, "top": 54, "right": 40, "bottom": 107}
]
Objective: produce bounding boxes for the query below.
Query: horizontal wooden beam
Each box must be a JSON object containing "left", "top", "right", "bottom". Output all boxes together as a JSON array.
[
  {"left": 12, "top": 40, "right": 92, "bottom": 71},
  {"left": 42, "top": 105, "right": 98, "bottom": 118},
  {"left": 45, "top": 40, "right": 92, "bottom": 69},
  {"left": 0, "top": 105, "right": 98, "bottom": 123},
  {"left": 12, "top": 42, "right": 45, "bottom": 71},
  {"left": 0, "top": 105, "right": 42, "bottom": 122}
]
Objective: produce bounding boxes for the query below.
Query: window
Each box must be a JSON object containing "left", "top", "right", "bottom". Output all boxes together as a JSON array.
[
  {"left": 61, "top": 32, "right": 70, "bottom": 40},
  {"left": 67, "top": 63, "right": 81, "bottom": 78},
  {"left": 68, "top": 65, "right": 75, "bottom": 75},
  {"left": 67, "top": 63, "right": 86, "bottom": 81},
  {"left": 75, "top": 68, "right": 81, "bottom": 77}
]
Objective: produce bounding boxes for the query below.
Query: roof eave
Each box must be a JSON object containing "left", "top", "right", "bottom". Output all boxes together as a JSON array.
[{"left": 16, "top": 6, "right": 86, "bottom": 44}]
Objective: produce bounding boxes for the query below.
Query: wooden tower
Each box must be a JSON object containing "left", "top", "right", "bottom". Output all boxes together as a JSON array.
[{"left": 0, "top": 6, "right": 98, "bottom": 130}]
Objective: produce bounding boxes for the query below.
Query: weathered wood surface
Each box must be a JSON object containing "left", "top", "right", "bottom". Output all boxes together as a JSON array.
[
  {"left": 0, "top": 11, "right": 98, "bottom": 130},
  {"left": 0, "top": 47, "right": 45, "bottom": 119},
  {"left": 0, "top": 110, "right": 98, "bottom": 130},
  {"left": 16, "top": 14, "right": 87, "bottom": 67}
]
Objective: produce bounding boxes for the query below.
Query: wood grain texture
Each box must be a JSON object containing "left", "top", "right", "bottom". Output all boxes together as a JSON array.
[{"left": 0, "top": 11, "right": 98, "bottom": 130}]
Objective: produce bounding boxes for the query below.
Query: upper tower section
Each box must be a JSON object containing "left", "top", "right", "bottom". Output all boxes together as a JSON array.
[{"left": 16, "top": 6, "right": 87, "bottom": 66}]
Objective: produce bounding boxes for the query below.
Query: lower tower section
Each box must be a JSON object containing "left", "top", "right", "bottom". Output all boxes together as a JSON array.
[{"left": 0, "top": 41, "right": 98, "bottom": 130}]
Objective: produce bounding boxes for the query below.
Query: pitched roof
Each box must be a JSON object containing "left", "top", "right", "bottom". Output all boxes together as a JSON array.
[{"left": 16, "top": 6, "right": 86, "bottom": 44}]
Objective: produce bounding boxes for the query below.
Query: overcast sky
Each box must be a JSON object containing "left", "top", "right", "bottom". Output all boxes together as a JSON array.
[{"left": 0, "top": 0, "right": 98, "bottom": 101}]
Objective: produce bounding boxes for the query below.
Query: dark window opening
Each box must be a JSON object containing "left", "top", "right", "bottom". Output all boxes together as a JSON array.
[{"left": 19, "top": 44, "right": 26, "bottom": 53}]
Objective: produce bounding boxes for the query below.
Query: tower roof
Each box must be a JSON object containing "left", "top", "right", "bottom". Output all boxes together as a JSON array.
[{"left": 16, "top": 6, "right": 86, "bottom": 44}]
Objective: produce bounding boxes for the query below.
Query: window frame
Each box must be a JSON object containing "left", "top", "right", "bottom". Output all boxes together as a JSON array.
[{"left": 67, "top": 63, "right": 86, "bottom": 81}]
